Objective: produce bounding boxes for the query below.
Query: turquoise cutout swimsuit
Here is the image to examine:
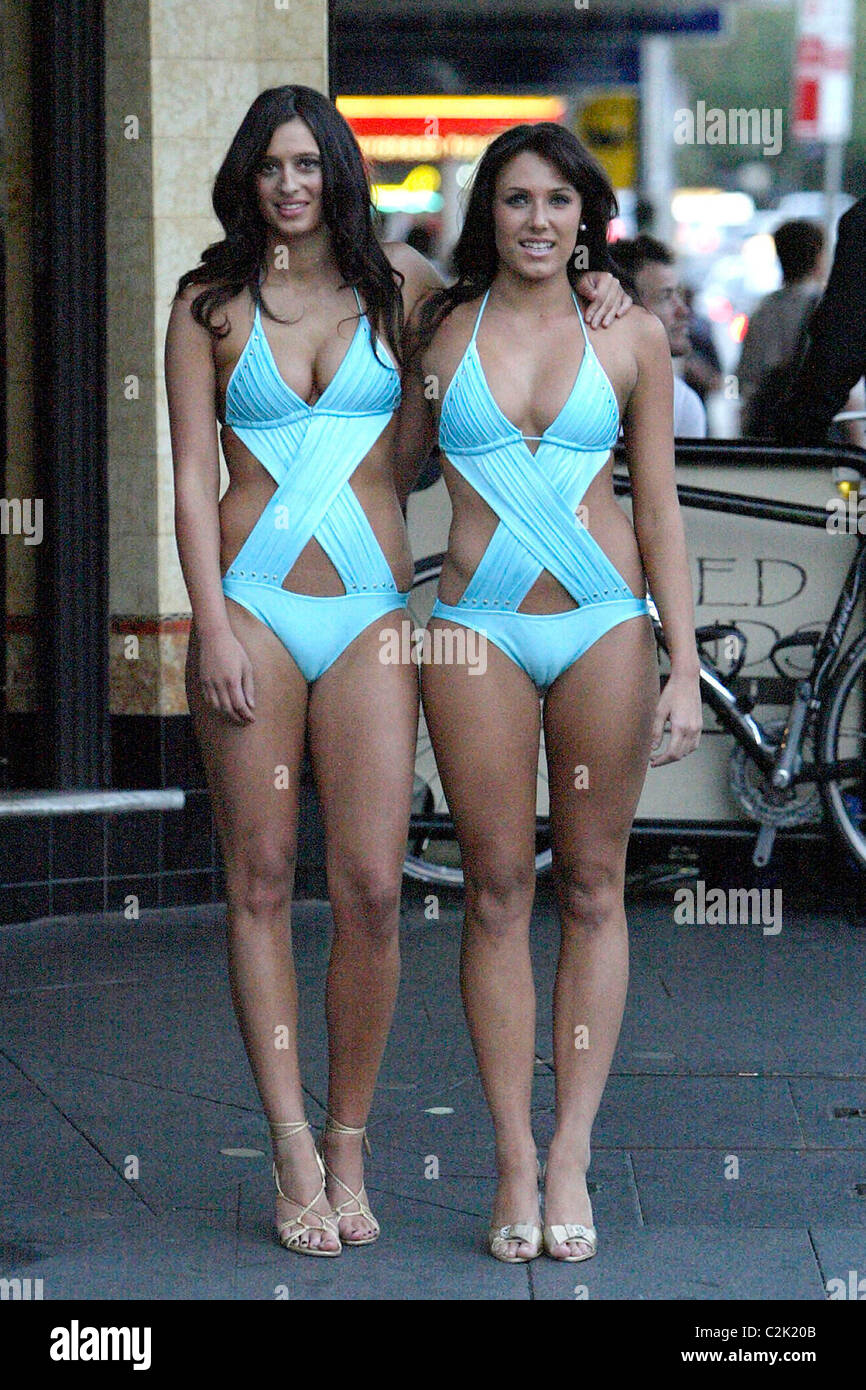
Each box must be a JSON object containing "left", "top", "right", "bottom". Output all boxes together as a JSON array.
[
  {"left": 221, "top": 290, "right": 409, "bottom": 683},
  {"left": 433, "top": 288, "right": 651, "bottom": 692}
]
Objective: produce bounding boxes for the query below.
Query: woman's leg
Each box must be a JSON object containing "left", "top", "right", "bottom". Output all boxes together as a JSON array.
[
  {"left": 307, "top": 611, "right": 419, "bottom": 1242},
  {"left": 541, "top": 614, "right": 658, "bottom": 1258},
  {"left": 187, "top": 606, "right": 339, "bottom": 1252},
  {"left": 421, "top": 624, "right": 542, "bottom": 1258}
]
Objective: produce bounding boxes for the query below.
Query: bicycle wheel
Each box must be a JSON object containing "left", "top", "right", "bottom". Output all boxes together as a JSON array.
[
  {"left": 403, "top": 554, "right": 553, "bottom": 885},
  {"left": 819, "top": 631, "right": 866, "bottom": 871}
]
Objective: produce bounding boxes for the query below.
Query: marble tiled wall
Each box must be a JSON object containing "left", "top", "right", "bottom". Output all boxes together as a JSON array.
[{"left": 107, "top": 0, "right": 329, "bottom": 714}]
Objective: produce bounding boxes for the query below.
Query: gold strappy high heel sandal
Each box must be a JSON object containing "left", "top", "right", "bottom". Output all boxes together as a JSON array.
[
  {"left": 320, "top": 1116, "right": 380, "bottom": 1247},
  {"left": 270, "top": 1120, "right": 341, "bottom": 1257}
]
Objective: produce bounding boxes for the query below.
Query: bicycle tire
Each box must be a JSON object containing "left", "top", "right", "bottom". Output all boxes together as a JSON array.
[
  {"left": 819, "top": 630, "right": 866, "bottom": 872},
  {"left": 403, "top": 553, "right": 553, "bottom": 885}
]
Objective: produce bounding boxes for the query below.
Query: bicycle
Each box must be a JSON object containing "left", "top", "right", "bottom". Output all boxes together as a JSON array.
[{"left": 403, "top": 464, "right": 866, "bottom": 885}]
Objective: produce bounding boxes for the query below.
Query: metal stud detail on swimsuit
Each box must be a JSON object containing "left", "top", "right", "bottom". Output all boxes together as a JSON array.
[
  {"left": 221, "top": 289, "right": 409, "bottom": 683},
  {"left": 433, "top": 288, "right": 651, "bottom": 691}
]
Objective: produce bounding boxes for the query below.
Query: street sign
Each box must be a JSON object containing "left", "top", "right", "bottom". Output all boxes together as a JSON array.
[
  {"left": 575, "top": 92, "right": 638, "bottom": 189},
  {"left": 793, "top": 0, "right": 855, "bottom": 142}
]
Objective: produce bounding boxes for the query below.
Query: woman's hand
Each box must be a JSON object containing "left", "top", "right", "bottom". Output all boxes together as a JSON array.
[
  {"left": 196, "top": 625, "right": 256, "bottom": 726},
  {"left": 575, "top": 270, "right": 633, "bottom": 328},
  {"left": 649, "top": 669, "right": 702, "bottom": 767}
]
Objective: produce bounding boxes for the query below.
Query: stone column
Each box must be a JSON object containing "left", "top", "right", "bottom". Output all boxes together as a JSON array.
[{"left": 107, "top": 0, "right": 329, "bottom": 718}]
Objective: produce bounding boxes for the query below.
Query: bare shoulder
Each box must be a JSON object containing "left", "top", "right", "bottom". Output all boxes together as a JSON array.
[
  {"left": 423, "top": 297, "right": 479, "bottom": 359},
  {"left": 167, "top": 280, "right": 209, "bottom": 344},
  {"left": 171, "top": 279, "right": 215, "bottom": 324},
  {"left": 166, "top": 280, "right": 250, "bottom": 377},
  {"left": 383, "top": 239, "right": 447, "bottom": 312},
  {"left": 185, "top": 279, "right": 251, "bottom": 332},
  {"left": 591, "top": 303, "right": 667, "bottom": 367},
  {"left": 175, "top": 279, "right": 203, "bottom": 306},
  {"left": 623, "top": 304, "right": 669, "bottom": 353},
  {"left": 382, "top": 238, "right": 442, "bottom": 283},
  {"left": 168, "top": 281, "right": 206, "bottom": 332}
]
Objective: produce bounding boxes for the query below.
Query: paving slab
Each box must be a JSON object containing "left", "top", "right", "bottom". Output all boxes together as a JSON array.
[
  {"left": 631, "top": 1149, "right": 866, "bottom": 1226},
  {"left": 809, "top": 1230, "right": 866, "bottom": 1297},
  {"left": 530, "top": 1228, "right": 824, "bottom": 1301}
]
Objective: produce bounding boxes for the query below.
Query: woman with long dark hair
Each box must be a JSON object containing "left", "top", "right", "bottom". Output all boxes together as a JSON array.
[
  {"left": 166, "top": 84, "right": 430, "bottom": 1257},
  {"left": 408, "top": 123, "right": 702, "bottom": 1263},
  {"left": 166, "top": 89, "right": 632, "bottom": 1259}
]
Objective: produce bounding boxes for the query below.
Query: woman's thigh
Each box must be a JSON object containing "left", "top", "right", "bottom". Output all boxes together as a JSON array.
[
  {"left": 307, "top": 609, "right": 420, "bottom": 889},
  {"left": 543, "top": 614, "right": 658, "bottom": 873},
  {"left": 186, "top": 602, "right": 309, "bottom": 874},
  {"left": 421, "top": 619, "right": 542, "bottom": 888}
]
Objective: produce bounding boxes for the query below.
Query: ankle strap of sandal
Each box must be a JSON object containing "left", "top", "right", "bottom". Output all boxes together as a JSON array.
[
  {"left": 269, "top": 1119, "right": 310, "bottom": 1142},
  {"left": 324, "top": 1115, "right": 372, "bottom": 1155}
]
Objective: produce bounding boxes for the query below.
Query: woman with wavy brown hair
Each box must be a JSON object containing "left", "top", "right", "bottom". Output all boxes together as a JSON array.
[{"left": 408, "top": 123, "right": 701, "bottom": 1263}]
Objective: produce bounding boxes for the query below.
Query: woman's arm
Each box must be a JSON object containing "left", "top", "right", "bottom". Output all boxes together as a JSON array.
[
  {"left": 393, "top": 347, "right": 438, "bottom": 509},
  {"left": 165, "top": 289, "right": 255, "bottom": 724},
  {"left": 383, "top": 242, "right": 444, "bottom": 506},
  {"left": 622, "top": 309, "right": 702, "bottom": 765}
]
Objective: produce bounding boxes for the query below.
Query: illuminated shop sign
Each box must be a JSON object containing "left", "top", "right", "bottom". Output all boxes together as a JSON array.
[{"left": 337, "top": 96, "right": 566, "bottom": 161}]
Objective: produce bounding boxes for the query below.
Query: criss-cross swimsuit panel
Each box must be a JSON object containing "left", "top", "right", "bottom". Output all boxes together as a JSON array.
[
  {"left": 221, "top": 289, "right": 409, "bottom": 684},
  {"left": 434, "top": 289, "right": 651, "bottom": 692}
]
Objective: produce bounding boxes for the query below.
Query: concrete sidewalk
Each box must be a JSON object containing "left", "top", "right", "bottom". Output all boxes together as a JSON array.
[{"left": 1, "top": 878, "right": 864, "bottom": 1301}]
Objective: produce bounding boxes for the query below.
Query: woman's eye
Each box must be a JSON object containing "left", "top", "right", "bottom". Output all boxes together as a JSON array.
[
  {"left": 551, "top": 194, "right": 572, "bottom": 205},
  {"left": 298, "top": 157, "right": 320, "bottom": 169}
]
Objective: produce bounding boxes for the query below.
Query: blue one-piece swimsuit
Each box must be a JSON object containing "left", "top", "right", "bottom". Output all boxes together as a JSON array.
[
  {"left": 221, "top": 289, "right": 410, "bottom": 684},
  {"left": 433, "top": 287, "right": 651, "bottom": 691}
]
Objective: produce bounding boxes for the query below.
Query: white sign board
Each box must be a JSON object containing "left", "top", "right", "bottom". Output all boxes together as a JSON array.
[{"left": 793, "top": 0, "right": 855, "bottom": 142}]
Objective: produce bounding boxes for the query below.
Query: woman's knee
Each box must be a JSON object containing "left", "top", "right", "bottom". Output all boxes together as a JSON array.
[
  {"left": 226, "top": 835, "right": 296, "bottom": 921},
  {"left": 329, "top": 856, "right": 402, "bottom": 941},
  {"left": 464, "top": 858, "right": 535, "bottom": 940},
  {"left": 555, "top": 856, "right": 624, "bottom": 936}
]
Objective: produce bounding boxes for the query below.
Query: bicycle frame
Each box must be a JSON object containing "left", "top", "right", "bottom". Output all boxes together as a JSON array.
[{"left": 620, "top": 468, "right": 866, "bottom": 789}]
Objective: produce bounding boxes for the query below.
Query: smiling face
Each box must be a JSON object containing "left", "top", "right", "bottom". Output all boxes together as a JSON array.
[
  {"left": 492, "top": 150, "right": 583, "bottom": 282},
  {"left": 255, "top": 118, "right": 324, "bottom": 239}
]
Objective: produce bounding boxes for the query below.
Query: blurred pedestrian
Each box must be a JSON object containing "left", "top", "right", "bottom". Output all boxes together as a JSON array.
[
  {"left": 777, "top": 198, "right": 866, "bottom": 448},
  {"left": 681, "top": 284, "right": 723, "bottom": 404},
  {"left": 613, "top": 236, "right": 707, "bottom": 437},
  {"left": 737, "top": 219, "right": 825, "bottom": 438}
]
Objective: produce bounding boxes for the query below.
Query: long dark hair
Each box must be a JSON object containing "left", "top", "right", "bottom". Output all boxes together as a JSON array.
[
  {"left": 413, "top": 122, "right": 620, "bottom": 353},
  {"left": 175, "top": 86, "right": 404, "bottom": 362}
]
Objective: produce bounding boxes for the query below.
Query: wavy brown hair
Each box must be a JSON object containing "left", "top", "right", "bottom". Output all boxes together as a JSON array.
[
  {"left": 412, "top": 122, "right": 623, "bottom": 355},
  {"left": 175, "top": 85, "right": 404, "bottom": 363}
]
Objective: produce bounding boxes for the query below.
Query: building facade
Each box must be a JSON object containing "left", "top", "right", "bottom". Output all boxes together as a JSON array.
[{"left": 1, "top": 0, "right": 329, "bottom": 921}]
